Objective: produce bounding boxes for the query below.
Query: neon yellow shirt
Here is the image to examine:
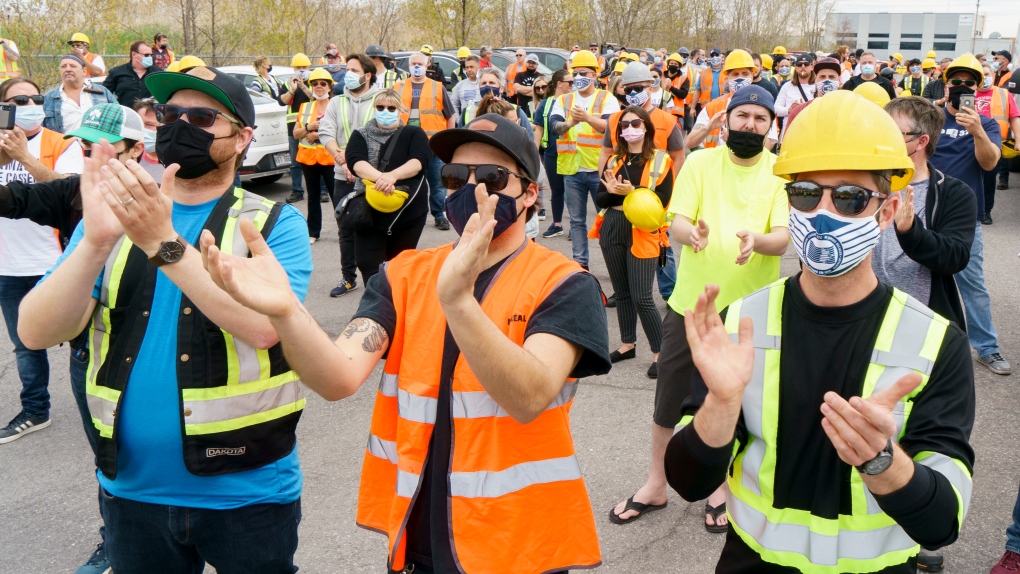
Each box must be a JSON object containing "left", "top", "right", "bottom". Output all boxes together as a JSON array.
[{"left": 666, "top": 146, "right": 789, "bottom": 316}]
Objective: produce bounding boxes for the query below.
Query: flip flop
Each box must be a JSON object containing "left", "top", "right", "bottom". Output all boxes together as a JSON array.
[
  {"left": 608, "top": 496, "right": 668, "bottom": 525},
  {"left": 705, "top": 502, "right": 728, "bottom": 533}
]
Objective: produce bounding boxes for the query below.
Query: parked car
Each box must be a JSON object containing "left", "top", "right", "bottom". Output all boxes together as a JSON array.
[
  {"left": 217, "top": 65, "right": 293, "bottom": 184},
  {"left": 501, "top": 47, "right": 571, "bottom": 71},
  {"left": 435, "top": 49, "right": 553, "bottom": 77}
]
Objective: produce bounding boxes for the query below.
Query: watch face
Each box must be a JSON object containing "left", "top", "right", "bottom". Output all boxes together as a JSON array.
[
  {"left": 159, "top": 240, "right": 185, "bottom": 263},
  {"left": 862, "top": 452, "right": 893, "bottom": 475}
]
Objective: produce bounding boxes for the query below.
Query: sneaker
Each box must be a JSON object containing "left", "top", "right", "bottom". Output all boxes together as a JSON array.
[
  {"left": 309, "top": 237, "right": 317, "bottom": 245},
  {"left": 997, "top": 180, "right": 1009, "bottom": 190},
  {"left": 330, "top": 280, "right": 358, "bottom": 298},
  {"left": 916, "top": 548, "right": 944, "bottom": 572},
  {"left": 538, "top": 208, "right": 547, "bottom": 221},
  {"left": 0, "top": 411, "right": 50, "bottom": 444},
  {"left": 285, "top": 191, "right": 304, "bottom": 204},
  {"left": 991, "top": 550, "right": 1020, "bottom": 573},
  {"left": 605, "top": 294, "right": 617, "bottom": 308},
  {"left": 978, "top": 353, "right": 1012, "bottom": 375},
  {"left": 982, "top": 215, "right": 993, "bottom": 225},
  {"left": 542, "top": 224, "right": 564, "bottom": 238},
  {"left": 435, "top": 217, "right": 451, "bottom": 231},
  {"left": 76, "top": 542, "right": 111, "bottom": 574},
  {"left": 320, "top": 193, "right": 331, "bottom": 203}
]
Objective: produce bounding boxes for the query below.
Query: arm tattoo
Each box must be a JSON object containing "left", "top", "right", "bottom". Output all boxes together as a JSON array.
[
  {"left": 341, "top": 317, "right": 373, "bottom": 339},
  {"left": 341, "top": 317, "right": 389, "bottom": 353}
]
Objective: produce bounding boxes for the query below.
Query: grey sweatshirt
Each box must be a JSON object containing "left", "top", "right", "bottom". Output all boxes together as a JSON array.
[{"left": 318, "top": 86, "right": 381, "bottom": 180}]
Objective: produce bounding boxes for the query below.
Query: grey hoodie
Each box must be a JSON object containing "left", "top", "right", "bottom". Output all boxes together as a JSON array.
[{"left": 318, "top": 86, "right": 381, "bottom": 180}]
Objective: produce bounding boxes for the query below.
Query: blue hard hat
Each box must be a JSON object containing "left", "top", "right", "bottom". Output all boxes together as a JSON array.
[{"left": 678, "top": 47, "right": 690, "bottom": 56}]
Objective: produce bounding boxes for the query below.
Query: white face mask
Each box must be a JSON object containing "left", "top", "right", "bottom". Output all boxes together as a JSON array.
[
  {"left": 13, "top": 105, "right": 44, "bottom": 131},
  {"left": 143, "top": 128, "right": 157, "bottom": 154},
  {"left": 789, "top": 207, "right": 882, "bottom": 277}
]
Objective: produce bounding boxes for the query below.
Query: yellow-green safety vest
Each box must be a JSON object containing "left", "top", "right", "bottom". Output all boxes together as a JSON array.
[
  {"left": 334, "top": 92, "right": 379, "bottom": 149},
  {"left": 902, "top": 75, "right": 929, "bottom": 96},
  {"left": 86, "top": 187, "right": 305, "bottom": 478},
  {"left": 555, "top": 90, "right": 609, "bottom": 176},
  {"left": 678, "top": 278, "right": 972, "bottom": 572}
]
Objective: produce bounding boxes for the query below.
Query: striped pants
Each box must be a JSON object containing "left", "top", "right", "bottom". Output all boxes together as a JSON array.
[{"left": 599, "top": 208, "right": 663, "bottom": 353}]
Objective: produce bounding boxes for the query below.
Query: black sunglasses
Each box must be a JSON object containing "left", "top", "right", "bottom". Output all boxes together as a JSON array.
[
  {"left": 795, "top": 62, "right": 812, "bottom": 67},
  {"left": 785, "top": 181, "right": 890, "bottom": 216},
  {"left": 6, "top": 95, "right": 44, "bottom": 106},
  {"left": 375, "top": 105, "right": 398, "bottom": 112},
  {"left": 310, "top": 80, "right": 332, "bottom": 88},
  {"left": 154, "top": 104, "right": 241, "bottom": 127},
  {"left": 441, "top": 163, "right": 530, "bottom": 192},
  {"left": 619, "top": 119, "right": 644, "bottom": 129},
  {"left": 949, "top": 79, "right": 978, "bottom": 87},
  {"left": 624, "top": 85, "right": 645, "bottom": 95}
]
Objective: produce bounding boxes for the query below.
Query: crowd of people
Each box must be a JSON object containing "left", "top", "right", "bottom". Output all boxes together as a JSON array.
[{"left": 0, "top": 28, "right": 1019, "bottom": 574}]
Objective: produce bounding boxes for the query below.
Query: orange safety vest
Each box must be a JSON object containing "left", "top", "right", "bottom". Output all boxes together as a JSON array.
[
  {"left": 398, "top": 79, "right": 448, "bottom": 138},
  {"left": 294, "top": 101, "right": 334, "bottom": 166},
  {"left": 703, "top": 93, "right": 732, "bottom": 148},
  {"left": 356, "top": 240, "right": 602, "bottom": 574},
  {"left": 998, "top": 72, "right": 1011, "bottom": 88},
  {"left": 588, "top": 150, "right": 672, "bottom": 258},
  {"left": 506, "top": 63, "right": 525, "bottom": 96},
  {"left": 666, "top": 73, "right": 688, "bottom": 117},
  {"left": 39, "top": 128, "right": 76, "bottom": 169},
  {"left": 607, "top": 106, "right": 677, "bottom": 151},
  {"left": 698, "top": 67, "right": 722, "bottom": 104},
  {"left": 988, "top": 87, "right": 1014, "bottom": 139},
  {"left": 82, "top": 52, "right": 99, "bottom": 77},
  {"left": 0, "top": 45, "right": 19, "bottom": 79}
]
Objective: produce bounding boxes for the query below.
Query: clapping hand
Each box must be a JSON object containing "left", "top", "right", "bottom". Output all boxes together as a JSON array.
[
  {"left": 894, "top": 186, "right": 915, "bottom": 233},
  {"left": 690, "top": 219, "right": 709, "bottom": 253},
  {"left": 684, "top": 284, "right": 755, "bottom": 406}
]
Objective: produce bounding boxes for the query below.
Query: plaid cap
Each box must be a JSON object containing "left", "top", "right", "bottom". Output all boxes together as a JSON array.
[{"left": 64, "top": 103, "right": 146, "bottom": 144}]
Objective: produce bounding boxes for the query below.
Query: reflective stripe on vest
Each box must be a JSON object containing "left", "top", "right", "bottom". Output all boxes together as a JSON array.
[
  {"left": 297, "top": 102, "right": 324, "bottom": 148},
  {"left": 903, "top": 75, "right": 928, "bottom": 95},
  {"left": 699, "top": 68, "right": 720, "bottom": 103},
  {"left": 706, "top": 278, "right": 968, "bottom": 572},
  {"left": 0, "top": 47, "right": 19, "bottom": 79},
  {"left": 606, "top": 150, "right": 671, "bottom": 258},
  {"left": 399, "top": 80, "right": 447, "bottom": 136},
  {"left": 335, "top": 93, "right": 379, "bottom": 149},
  {"left": 990, "top": 87, "right": 1012, "bottom": 139},
  {"left": 556, "top": 91, "right": 608, "bottom": 175},
  {"left": 704, "top": 94, "right": 730, "bottom": 148}
]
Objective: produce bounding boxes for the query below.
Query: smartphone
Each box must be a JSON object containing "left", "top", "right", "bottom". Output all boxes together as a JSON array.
[
  {"left": 0, "top": 103, "right": 14, "bottom": 130},
  {"left": 960, "top": 94, "right": 975, "bottom": 111}
]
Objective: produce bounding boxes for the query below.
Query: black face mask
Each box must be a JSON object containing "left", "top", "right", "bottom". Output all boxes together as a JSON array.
[
  {"left": 384, "top": 61, "right": 395, "bottom": 70},
  {"left": 947, "top": 84, "right": 974, "bottom": 109},
  {"left": 615, "top": 93, "right": 628, "bottom": 105},
  {"left": 155, "top": 120, "right": 233, "bottom": 179},
  {"left": 726, "top": 128, "right": 766, "bottom": 159},
  {"left": 667, "top": 65, "right": 679, "bottom": 72}
]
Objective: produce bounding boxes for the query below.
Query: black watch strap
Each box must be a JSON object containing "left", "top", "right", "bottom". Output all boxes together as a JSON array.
[{"left": 148, "top": 236, "right": 188, "bottom": 268}]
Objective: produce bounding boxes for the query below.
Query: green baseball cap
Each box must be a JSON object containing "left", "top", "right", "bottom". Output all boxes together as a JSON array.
[{"left": 64, "top": 103, "right": 146, "bottom": 144}]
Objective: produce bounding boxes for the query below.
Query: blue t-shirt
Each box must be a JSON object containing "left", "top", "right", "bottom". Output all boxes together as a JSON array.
[
  {"left": 44, "top": 198, "right": 313, "bottom": 509},
  {"left": 929, "top": 111, "right": 1001, "bottom": 219}
]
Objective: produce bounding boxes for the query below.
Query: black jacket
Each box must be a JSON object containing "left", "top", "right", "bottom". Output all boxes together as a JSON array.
[
  {"left": 895, "top": 163, "right": 976, "bottom": 327},
  {"left": 104, "top": 62, "right": 162, "bottom": 107},
  {"left": 0, "top": 176, "right": 81, "bottom": 249},
  {"left": 345, "top": 125, "right": 431, "bottom": 231}
]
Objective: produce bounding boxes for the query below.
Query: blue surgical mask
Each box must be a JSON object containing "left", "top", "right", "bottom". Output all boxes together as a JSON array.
[
  {"left": 654, "top": 56, "right": 662, "bottom": 64},
  {"left": 143, "top": 128, "right": 157, "bottom": 153},
  {"left": 445, "top": 183, "right": 525, "bottom": 238},
  {"left": 376, "top": 110, "right": 399, "bottom": 126},
  {"left": 816, "top": 79, "right": 839, "bottom": 96},
  {"left": 13, "top": 105, "right": 44, "bottom": 131},
  {"left": 710, "top": 56, "right": 723, "bottom": 67},
  {"left": 410, "top": 64, "right": 426, "bottom": 78},
  {"left": 789, "top": 207, "right": 882, "bottom": 277},
  {"left": 909, "top": 66, "right": 921, "bottom": 74},
  {"left": 861, "top": 64, "right": 876, "bottom": 76},
  {"left": 141, "top": 55, "right": 153, "bottom": 68},
  {"left": 625, "top": 89, "right": 649, "bottom": 107},
  {"left": 778, "top": 66, "right": 791, "bottom": 76},
  {"left": 573, "top": 75, "right": 593, "bottom": 91},
  {"left": 344, "top": 71, "right": 364, "bottom": 90},
  {"left": 991, "top": 61, "right": 1000, "bottom": 72},
  {"left": 982, "top": 77, "right": 993, "bottom": 89},
  {"left": 479, "top": 85, "right": 500, "bottom": 99}
]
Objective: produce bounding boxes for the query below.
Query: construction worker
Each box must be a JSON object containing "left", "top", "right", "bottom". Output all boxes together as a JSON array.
[
  {"left": 882, "top": 52, "right": 903, "bottom": 73},
  {"left": 975, "top": 62, "right": 1020, "bottom": 219},
  {"left": 451, "top": 46, "right": 471, "bottom": 83},
  {"left": 898, "top": 59, "right": 929, "bottom": 97},
  {"left": 0, "top": 33, "right": 21, "bottom": 79},
  {"left": 692, "top": 48, "right": 725, "bottom": 114},
  {"left": 686, "top": 50, "right": 776, "bottom": 150},
  {"left": 751, "top": 53, "right": 778, "bottom": 99},
  {"left": 419, "top": 44, "right": 448, "bottom": 87},
  {"left": 665, "top": 89, "right": 975, "bottom": 573},
  {"left": 452, "top": 55, "right": 481, "bottom": 124},
  {"left": 592, "top": 41, "right": 607, "bottom": 74},
  {"left": 992, "top": 51, "right": 1012, "bottom": 87},
  {"left": 760, "top": 54, "right": 774, "bottom": 82},
  {"left": 922, "top": 58, "right": 938, "bottom": 79},
  {"left": 366, "top": 44, "right": 404, "bottom": 89},
  {"left": 842, "top": 52, "right": 897, "bottom": 100},
  {"left": 772, "top": 55, "right": 792, "bottom": 86},
  {"left": 549, "top": 49, "right": 620, "bottom": 269},
  {"left": 202, "top": 111, "right": 611, "bottom": 574},
  {"left": 399, "top": 51, "right": 455, "bottom": 230},
  {"left": 923, "top": 58, "right": 954, "bottom": 103},
  {"left": 506, "top": 49, "right": 528, "bottom": 100},
  {"left": 612, "top": 84, "right": 789, "bottom": 530},
  {"left": 662, "top": 53, "right": 690, "bottom": 126},
  {"left": 67, "top": 33, "right": 105, "bottom": 77},
  {"left": 281, "top": 52, "right": 316, "bottom": 204},
  {"left": 292, "top": 68, "right": 337, "bottom": 244}
]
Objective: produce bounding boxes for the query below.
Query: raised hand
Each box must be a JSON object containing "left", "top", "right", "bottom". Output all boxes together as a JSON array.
[
  {"left": 894, "top": 185, "right": 915, "bottom": 233},
  {"left": 79, "top": 140, "right": 125, "bottom": 253},
  {"left": 735, "top": 230, "right": 754, "bottom": 264},
  {"left": 820, "top": 373, "right": 922, "bottom": 468},
  {"left": 690, "top": 218, "right": 709, "bottom": 253},
  {"left": 97, "top": 153, "right": 178, "bottom": 257},
  {"left": 684, "top": 284, "right": 755, "bottom": 406},
  {"left": 201, "top": 219, "right": 298, "bottom": 319},
  {"left": 437, "top": 183, "right": 498, "bottom": 308},
  {"left": 0, "top": 126, "right": 31, "bottom": 164}
]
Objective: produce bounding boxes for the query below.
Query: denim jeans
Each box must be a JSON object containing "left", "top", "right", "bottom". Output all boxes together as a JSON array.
[
  {"left": 287, "top": 135, "right": 304, "bottom": 193},
  {"left": 563, "top": 171, "right": 600, "bottom": 266},
  {"left": 955, "top": 222, "right": 1001, "bottom": 357},
  {"left": 656, "top": 244, "right": 677, "bottom": 300},
  {"left": 334, "top": 180, "right": 358, "bottom": 284},
  {"left": 426, "top": 155, "right": 446, "bottom": 219},
  {"left": 100, "top": 488, "right": 301, "bottom": 574},
  {"left": 0, "top": 274, "right": 49, "bottom": 418},
  {"left": 71, "top": 345, "right": 106, "bottom": 544},
  {"left": 1006, "top": 483, "right": 1020, "bottom": 554}
]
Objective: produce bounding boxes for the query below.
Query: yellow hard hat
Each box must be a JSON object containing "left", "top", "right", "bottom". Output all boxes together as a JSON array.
[
  {"left": 621, "top": 52, "right": 639, "bottom": 62},
  {"left": 457, "top": 46, "right": 471, "bottom": 59},
  {"left": 363, "top": 180, "right": 409, "bottom": 213},
  {"left": 926, "top": 50, "right": 937, "bottom": 59},
  {"left": 613, "top": 61, "right": 627, "bottom": 73},
  {"left": 922, "top": 58, "right": 937, "bottom": 70},
  {"left": 895, "top": 65, "right": 907, "bottom": 76},
  {"left": 420, "top": 44, "right": 434, "bottom": 56},
  {"left": 724, "top": 49, "right": 755, "bottom": 72},
  {"left": 852, "top": 81, "right": 891, "bottom": 108},
  {"left": 308, "top": 68, "right": 334, "bottom": 84},
  {"left": 165, "top": 60, "right": 182, "bottom": 73},
  {"left": 290, "top": 53, "right": 312, "bottom": 67},
  {"left": 666, "top": 53, "right": 684, "bottom": 64},
  {"left": 942, "top": 53, "right": 983, "bottom": 83},
  {"left": 773, "top": 46, "right": 787, "bottom": 56},
  {"left": 775, "top": 91, "right": 912, "bottom": 190},
  {"left": 1003, "top": 139, "right": 1018, "bottom": 159},
  {"left": 623, "top": 188, "right": 666, "bottom": 232},
  {"left": 178, "top": 55, "right": 206, "bottom": 70},
  {"left": 891, "top": 53, "right": 903, "bottom": 63},
  {"left": 761, "top": 54, "right": 774, "bottom": 70},
  {"left": 68, "top": 33, "right": 91, "bottom": 46},
  {"left": 571, "top": 50, "right": 599, "bottom": 70}
]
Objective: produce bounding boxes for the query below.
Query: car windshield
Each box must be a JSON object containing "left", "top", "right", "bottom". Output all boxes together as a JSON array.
[{"left": 248, "top": 90, "right": 279, "bottom": 105}]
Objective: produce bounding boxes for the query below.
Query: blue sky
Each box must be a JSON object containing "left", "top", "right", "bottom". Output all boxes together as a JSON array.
[{"left": 835, "top": 1, "right": 1020, "bottom": 38}]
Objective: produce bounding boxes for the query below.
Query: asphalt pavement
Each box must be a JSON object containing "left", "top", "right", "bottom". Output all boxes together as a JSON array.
[{"left": 2, "top": 174, "right": 1020, "bottom": 573}]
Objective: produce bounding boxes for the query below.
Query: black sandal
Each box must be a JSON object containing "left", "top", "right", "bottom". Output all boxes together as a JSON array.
[
  {"left": 608, "top": 496, "right": 667, "bottom": 525},
  {"left": 705, "top": 502, "right": 728, "bottom": 533}
]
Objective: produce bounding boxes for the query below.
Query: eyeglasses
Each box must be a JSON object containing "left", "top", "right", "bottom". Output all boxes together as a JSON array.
[
  {"left": 154, "top": 104, "right": 241, "bottom": 127},
  {"left": 624, "top": 85, "right": 645, "bottom": 95},
  {"left": 901, "top": 131, "right": 922, "bottom": 142},
  {"left": 557, "top": 79, "right": 572, "bottom": 84},
  {"left": 574, "top": 71, "right": 595, "bottom": 78},
  {"left": 516, "top": 54, "right": 525, "bottom": 58},
  {"left": 375, "top": 104, "right": 398, "bottom": 112},
  {"left": 534, "top": 85, "right": 548, "bottom": 91},
  {"left": 136, "top": 51, "right": 152, "bottom": 56},
  {"left": 949, "top": 78, "right": 978, "bottom": 87},
  {"left": 441, "top": 163, "right": 531, "bottom": 192},
  {"left": 795, "top": 62, "right": 812, "bottom": 67},
  {"left": 310, "top": 80, "right": 331, "bottom": 88},
  {"left": 785, "top": 181, "right": 890, "bottom": 216},
  {"left": 6, "top": 95, "right": 44, "bottom": 105},
  {"left": 619, "top": 119, "right": 644, "bottom": 129}
]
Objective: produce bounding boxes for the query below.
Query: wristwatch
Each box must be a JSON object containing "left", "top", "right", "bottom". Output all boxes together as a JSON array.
[
  {"left": 856, "top": 439, "right": 894, "bottom": 475},
  {"left": 148, "top": 236, "right": 188, "bottom": 267}
]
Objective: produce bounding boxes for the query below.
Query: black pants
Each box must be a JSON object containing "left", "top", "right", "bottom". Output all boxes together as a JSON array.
[
  {"left": 542, "top": 151, "right": 565, "bottom": 223},
  {"left": 598, "top": 208, "right": 663, "bottom": 352},
  {"left": 300, "top": 163, "right": 333, "bottom": 239},
  {"left": 334, "top": 180, "right": 358, "bottom": 284},
  {"left": 354, "top": 216, "right": 427, "bottom": 283}
]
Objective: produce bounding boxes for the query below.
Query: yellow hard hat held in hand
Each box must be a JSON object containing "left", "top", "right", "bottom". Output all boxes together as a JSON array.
[
  {"left": 623, "top": 188, "right": 666, "bottom": 232},
  {"left": 364, "top": 180, "right": 409, "bottom": 213}
]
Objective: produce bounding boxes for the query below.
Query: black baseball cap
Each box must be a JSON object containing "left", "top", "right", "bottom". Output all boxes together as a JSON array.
[
  {"left": 793, "top": 54, "right": 812, "bottom": 66},
  {"left": 994, "top": 50, "right": 1013, "bottom": 62},
  {"left": 429, "top": 114, "right": 541, "bottom": 183},
  {"left": 144, "top": 66, "right": 256, "bottom": 128}
]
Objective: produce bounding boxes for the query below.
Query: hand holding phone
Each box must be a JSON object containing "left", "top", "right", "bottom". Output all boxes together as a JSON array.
[
  {"left": 959, "top": 94, "right": 975, "bottom": 111},
  {"left": 0, "top": 103, "right": 15, "bottom": 130}
]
